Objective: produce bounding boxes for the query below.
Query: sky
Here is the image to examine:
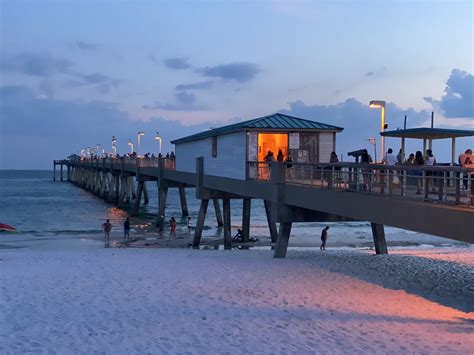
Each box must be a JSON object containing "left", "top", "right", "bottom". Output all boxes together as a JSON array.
[{"left": 0, "top": 0, "right": 473, "bottom": 169}]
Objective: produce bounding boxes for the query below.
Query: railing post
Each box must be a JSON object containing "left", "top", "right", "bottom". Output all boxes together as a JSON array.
[
  {"left": 422, "top": 170, "right": 427, "bottom": 200},
  {"left": 369, "top": 169, "right": 374, "bottom": 194},
  {"left": 331, "top": 166, "right": 336, "bottom": 189},
  {"left": 402, "top": 170, "right": 407, "bottom": 197},
  {"left": 443, "top": 171, "right": 447, "bottom": 202},
  {"left": 355, "top": 167, "right": 360, "bottom": 191},
  {"left": 468, "top": 171, "right": 472, "bottom": 207},
  {"left": 386, "top": 169, "right": 390, "bottom": 196},
  {"left": 320, "top": 166, "right": 324, "bottom": 189}
]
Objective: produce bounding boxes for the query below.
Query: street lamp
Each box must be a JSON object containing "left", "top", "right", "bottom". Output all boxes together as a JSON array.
[
  {"left": 128, "top": 139, "right": 134, "bottom": 154},
  {"left": 369, "top": 100, "right": 386, "bottom": 162},
  {"left": 154, "top": 132, "right": 162, "bottom": 155},
  {"left": 137, "top": 131, "right": 145, "bottom": 157},
  {"left": 112, "top": 136, "right": 117, "bottom": 156}
]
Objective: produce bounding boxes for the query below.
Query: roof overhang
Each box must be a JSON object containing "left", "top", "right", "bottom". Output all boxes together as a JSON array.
[{"left": 380, "top": 127, "right": 474, "bottom": 140}]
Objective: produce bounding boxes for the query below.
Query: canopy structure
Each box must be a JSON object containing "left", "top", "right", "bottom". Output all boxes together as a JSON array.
[{"left": 380, "top": 127, "right": 474, "bottom": 164}]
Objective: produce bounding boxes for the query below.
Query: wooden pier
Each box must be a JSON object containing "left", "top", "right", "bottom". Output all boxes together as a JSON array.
[{"left": 57, "top": 157, "right": 473, "bottom": 257}]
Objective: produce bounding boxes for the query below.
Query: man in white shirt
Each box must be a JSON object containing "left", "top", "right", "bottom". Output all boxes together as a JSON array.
[{"left": 383, "top": 148, "right": 398, "bottom": 166}]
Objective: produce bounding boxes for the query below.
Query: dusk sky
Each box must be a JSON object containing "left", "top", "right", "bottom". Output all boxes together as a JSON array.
[{"left": 1, "top": 0, "right": 472, "bottom": 169}]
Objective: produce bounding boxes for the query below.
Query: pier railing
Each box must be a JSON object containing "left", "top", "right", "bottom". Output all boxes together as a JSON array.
[
  {"left": 71, "top": 157, "right": 176, "bottom": 170},
  {"left": 248, "top": 161, "right": 473, "bottom": 207}
]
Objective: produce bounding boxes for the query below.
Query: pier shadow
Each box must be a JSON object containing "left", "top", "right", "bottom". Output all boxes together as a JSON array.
[{"left": 288, "top": 250, "right": 474, "bottom": 313}]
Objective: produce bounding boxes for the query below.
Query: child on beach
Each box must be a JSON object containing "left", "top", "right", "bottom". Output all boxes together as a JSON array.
[
  {"left": 169, "top": 217, "right": 177, "bottom": 237},
  {"left": 123, "top": 217, "right": 130, "bottom": 241},
  {"left": 320, "top": 226, "right": 329, "bottom": 251},
  {"left": 102, "top": 219, "right": 112, "bottom": 248}
]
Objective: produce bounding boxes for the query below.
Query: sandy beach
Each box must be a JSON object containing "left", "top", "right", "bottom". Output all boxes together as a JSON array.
[{"left": 1, "top": 237, "right": 473, "bottom": 354}]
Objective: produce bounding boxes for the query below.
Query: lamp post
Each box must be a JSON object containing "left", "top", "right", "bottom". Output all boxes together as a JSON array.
[
  {"left": 154, "top": 132, "right": 162, "bottom": 155},
  {"left": 365, "top": 138, "right": 377, "bottom": 163},
  {"left": 128, "top": 139, "right": 134, "bottom": 154},
  {"left": 112, "top": 136, "right": 117, "bottom": 156},
  {"left": 137, "top": 131, "right": 145, "bottom": 157},
  {"left": 369, "top": 100, "right": 386, "bottom": 162}
]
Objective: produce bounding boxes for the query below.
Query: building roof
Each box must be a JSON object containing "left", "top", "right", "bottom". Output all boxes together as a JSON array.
[
  {"left": 171, "top": 113, "right": 343, "bottom": 144},
  {"left": 380, "top": 127, "right": 474, "bottom": 140}
]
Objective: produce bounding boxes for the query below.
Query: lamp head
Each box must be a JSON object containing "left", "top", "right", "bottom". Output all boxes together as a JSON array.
[
  {"left": 138, "top": 131, "right": 145, "bottom": 136},
  {"left": 369, "top": 100, "right": 385, "bottom": 108}
]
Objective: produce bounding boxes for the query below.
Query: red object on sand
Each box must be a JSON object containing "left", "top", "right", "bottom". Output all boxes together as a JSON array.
[{"left": 0, "top": 223, "right": 17, "bottom": 232}]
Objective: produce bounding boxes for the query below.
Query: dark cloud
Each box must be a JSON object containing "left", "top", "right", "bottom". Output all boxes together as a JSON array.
[
  {"left": 280, "top": 98, "right": 432, "bottom": 160},
  {"left": 75, "top": 41, "right": 101, "bottom": 52},
  {"left": 176, "top": 81, "right": 213, "bottom": 91},
  {"left": 143, "top": 91, "right": 205, "bottom": 111},
  {"left": 200, "top": 62, "right": 261, "bottom": 82},
  {"left": 163, "top": 57, "right": 191, "bottom": 70},
  {"left": 424, "top": 69, "right": 473, "bottom": 118},
  {"left": 0, "top": 52, "right": 73, "bottom": 77},
  {"left": 64, "top": 72, "right": 120, "bottom": 93},
  {"left": 0, "top": 85, "right": 212, "bottom": 169}
]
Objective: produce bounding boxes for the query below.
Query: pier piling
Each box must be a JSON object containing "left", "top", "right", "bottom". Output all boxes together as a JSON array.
[{"left": 371, "top": 222, "right": 388, "bottom": 254}]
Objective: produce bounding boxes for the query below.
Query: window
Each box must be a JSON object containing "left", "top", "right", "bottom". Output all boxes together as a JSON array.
[{"left": 212, "top": 136, "right": 217, "bottom": 157}]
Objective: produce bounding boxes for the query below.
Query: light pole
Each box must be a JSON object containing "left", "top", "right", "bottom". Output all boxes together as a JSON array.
[
  {"left": 137, "top": 131, "right": 145, "bottom": 157},
  {"left": 369, "top": 100, "right": 386, "bottom": 162},
  {"left": 154, "top": 132, "right": 162, "bottom": 155},
  {"left": 112, "top": 136, "right": 117, "bottom": 156},
  {"left": 365, "top": 138, "right": 377, "bottom": 163},
  {"left": 128, "top": 139, "right": 134, "bottom": 154}
]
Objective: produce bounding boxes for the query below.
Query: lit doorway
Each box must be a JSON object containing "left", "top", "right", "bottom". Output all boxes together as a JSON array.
[{"left": 258, "top": 133, "right": 288, "bottom": 161}]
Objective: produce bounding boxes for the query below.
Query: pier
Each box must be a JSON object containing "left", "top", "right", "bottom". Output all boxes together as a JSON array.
[{"left": 58, "top": 156, "right": 473, "bottom": 257}]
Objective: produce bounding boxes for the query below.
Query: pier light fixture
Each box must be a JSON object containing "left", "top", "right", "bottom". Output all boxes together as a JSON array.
[
  {"left": 154, "top": 132, "right": 162, "bottom": 154},
  {"left": 369, "top": 100, "right": 386, "bottom": 162},
  {"left": 112, "top": 136, "right": 117, "bottom": 156},
  {"left": 128, "top": 139, "right": 134, "bottom": 154},
  {"left": 137, "top": 131, "right": 145, "bottom": 157}
]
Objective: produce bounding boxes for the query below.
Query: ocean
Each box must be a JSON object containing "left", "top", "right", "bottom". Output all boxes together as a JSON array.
[{"left": 0, "top": 170, "right": 462, "bottom": 248}]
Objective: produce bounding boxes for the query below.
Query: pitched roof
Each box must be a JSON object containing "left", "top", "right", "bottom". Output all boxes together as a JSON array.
[
  {"left": 171, "top": 113, "right": 343, "bottom": 144},
  {"left": 381, "top": 127, "right": 474, "bottom": 140}
]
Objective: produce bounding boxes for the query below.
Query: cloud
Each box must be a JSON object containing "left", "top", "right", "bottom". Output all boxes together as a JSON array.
[
  {"left": 0, "top": 52, "right": 73, "bottom": 77},
  {"left": 424, "top": 69, "right": 473, "bottom": 118},
  {"left": 143, "top": 91, "right": 206, "bottom": 111},
  {"left": 0, "top": 85, "right": 213, "bottom": 168},
  {"left": 175, "top": 81, "right": 213, "bottom": 91},
  {"left": 200, "top": 62, "right": 261, "bottom": 82},
  {"left": 64, "top": 72, "right": 120, "bottom": 93},
  {"left": 74, "top": 41, "right": 101, "bottom": 53},
  {"left": 163, "top": 57, "right": 191, "bottom": 70}
]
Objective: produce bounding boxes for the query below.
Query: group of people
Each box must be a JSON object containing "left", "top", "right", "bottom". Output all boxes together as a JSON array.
[{"left": 263, "top": 149, "right": 292, "bottom": 163}]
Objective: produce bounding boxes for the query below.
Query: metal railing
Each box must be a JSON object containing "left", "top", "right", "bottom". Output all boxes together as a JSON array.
[
  {"left": 248, "top": 161, "right": 473, "bottom": 207},
  {"left": 70, "top": 157, "right": 176, "bottom": 171}
]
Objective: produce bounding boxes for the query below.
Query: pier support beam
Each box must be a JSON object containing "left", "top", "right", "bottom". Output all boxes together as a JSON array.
[
  {"left": 158, "top": 186, "right": 168, "bottom": 218},
  {"left": 143, "top": 182, "right": 149, "bottom": 204},
  {"left": 274, "top": 222, "right": 292, "bottom": 258},
  {"left": 242, "top": 198, "right": 251, "bottom": 243},
  {"left": 223, "top": 198, "right": 232, "bottom": 250},
  {"left": 193, "top": 199, "right": 209, "bottom": 248},
  {"left": 179, "top": 186, "right": 189, "bottom": 217},
  {"left": 132, "top": 181, "right": 144, "bottom": 216},
  {"left": 371, "top": 222, "right": 388, "bottom": 254},
  {"left": 264, "top": 200, "right": 278, "bottom": 243},
  {"left": 213, "top": 199, "right": 224, "bottom": 227},
  {"left": 60, "top": 164, "right": 64, "bottom": 181}
]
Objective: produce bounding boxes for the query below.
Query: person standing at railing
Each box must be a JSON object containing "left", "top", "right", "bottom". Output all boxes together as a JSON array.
[
  {"left": 383, "top": 148, "right": 399, "bottom": 189},
  {"left": 277, "top": 149, "right": 284, "bottom": 162},
  {"left": 285, "top": 154, "right": 293, "bottom": 180},
  {"left": 414, "top": 151, "right": 424, "bottom": 194},
  {"left": 459, "top": 149, "right": 473, "bottom": 190},
  {"left": 425, "top": 149, "right": 437, "bottom": 193},
  {"left": 360, "top": 149, "right": 372, "bottom": 191}
]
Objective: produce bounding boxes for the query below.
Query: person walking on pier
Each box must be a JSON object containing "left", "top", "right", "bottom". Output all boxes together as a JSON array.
[
  {"left": 123, "top": 217, "right": 130, "bottom": 241},
  {"left": 320, "top": 226, "right": 329, "bottom": 251},
  {"left": 102, "top": 219, "right": 112, "bottom": 247}
]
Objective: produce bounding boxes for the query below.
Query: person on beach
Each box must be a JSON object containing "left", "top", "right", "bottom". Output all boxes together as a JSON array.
[
  {"left": 320, "top": 226, "right": 329, "bottom": 251},
  {"left": 123, "top": 217, "right": 130, "bottom": 240},
  {"left": 169, "top": 217, "right": 177, "bottom": 237},
  {"left": 156, "top": 215, "right": 164, "bottom": 234},
  {"left": 187, "top": 217, "right": 192, "bottom": 234},
  {"left": 102, "top": 219, "right": 112, "bottom": 247}
]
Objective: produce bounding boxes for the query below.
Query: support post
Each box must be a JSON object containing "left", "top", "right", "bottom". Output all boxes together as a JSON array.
[
  {"left": 451, "top": 137, "right": 456, "bottom": 165},
  {"left": 132, "top": 181, "right": 144, "bottom": 216},
  {"left": 60, "top": 164, "right": 64, "bottom": 181},
  {"left": 242, "top": 198, "right": 251, "bottom": 243},
  {"left": 179, "top": 186, "right": 189, "bottom": 216},
  {"left": 273, "top": 222, "right": 292, "bottom": 258},
  {"left": 53, "top": 163, "right": 56, "bottom": 181},
  {"left": 192, "top": 199, "right": 209, "bottom": 248},
  {"left": 264, "top": 200, "right": 278, "bottom": 243},
  {"left": 213, "top": 199, "right": 224, "bottom": 227},
  {"left": 370, "top": 222, "right": 388, "bottom": 254},
  {"left": 158, "top": 186, "right": 168, "bottom": 218},
  {"left": 223, "top": 198, "right": 232, "bottom": 250},
  {"left": 143, "top": 182, "right": 149, "bottom": 204}
]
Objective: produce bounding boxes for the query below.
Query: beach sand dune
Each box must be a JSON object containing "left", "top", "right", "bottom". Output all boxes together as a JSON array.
[{"left": 1, "top": 247, "right": 473, "bottom": 354}]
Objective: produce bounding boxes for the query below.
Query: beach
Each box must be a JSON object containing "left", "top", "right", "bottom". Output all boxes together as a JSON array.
[{"left": 1, "top": 238, "right": 473, "bottom": 354}]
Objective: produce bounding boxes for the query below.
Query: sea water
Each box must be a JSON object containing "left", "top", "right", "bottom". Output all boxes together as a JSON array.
[{"left": 0, "top": 170, "right": 462, "bottom": 248}]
